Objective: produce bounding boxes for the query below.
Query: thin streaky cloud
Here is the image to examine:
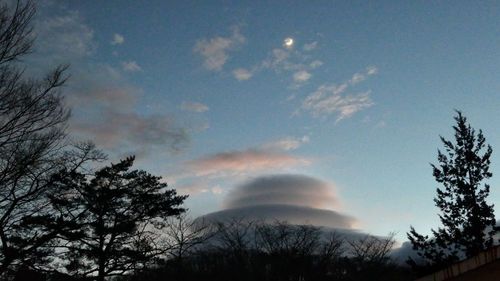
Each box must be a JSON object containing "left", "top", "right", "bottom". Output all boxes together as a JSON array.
[
  {"left": 303, "top": 41, "right": 318, "bottom": 51},
  {"left": 301, "top": 67, "right": 377, "bottom": 121},
  {"left": 187, "top": 149, "right": 310, "bottom": 177},
  {"left": 181, "top": 101, "right": 209, "bottom": 113},
  {"left": 232, "top": 68, "right": 253, "bottom": 81},
  {"left": 122, "top": 61, "right": 142, "bottom": 72},
  {"left": 262, "top": 136, "right": 310, "bottom": 151}
]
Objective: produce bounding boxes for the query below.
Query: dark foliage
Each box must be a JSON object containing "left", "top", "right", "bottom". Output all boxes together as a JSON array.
[
  {"left": 50, "top": 157, "right": 187, "bottom": 281},
  {"left": 407, "top": 111, "right": 496, "bottom": 273},
  {"left": 118, "top": 220, "right": 413, "bottom": 281}
]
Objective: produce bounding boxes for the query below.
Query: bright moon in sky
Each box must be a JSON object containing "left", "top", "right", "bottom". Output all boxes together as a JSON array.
[{"left": 284, "top": 37, "right": 294, "bottom": 48}]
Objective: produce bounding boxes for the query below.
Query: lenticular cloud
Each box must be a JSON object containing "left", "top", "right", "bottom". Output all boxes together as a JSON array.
[{"left": 200, "top": 174, "right": 357, "bottom": 229}]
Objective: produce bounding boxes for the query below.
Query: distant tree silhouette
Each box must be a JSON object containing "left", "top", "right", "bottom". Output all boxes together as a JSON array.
[
  {"left": 408, "top": 111, "right": 496, "bottom": 271},
  {"left": 164, "top": 213, "right": 214, "bottom": 262},
  {"left": 120, "top": 220, "right": 412, "bottom": 281},
  {"left": 50, "top": 156, "right": 186, "bottom": 281},
  {"left": 0, "top": 0, "right": 83, "bottom": 277}
]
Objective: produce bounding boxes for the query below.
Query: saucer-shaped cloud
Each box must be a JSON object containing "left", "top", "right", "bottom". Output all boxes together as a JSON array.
[
  {"left": 202, "top": 204, "right": 355, "bottom": 229},
  {"left": 200, "top": 174, "right": 356, "bottom": 229},
  {"left": 224, "top": 174, "right": 338, "bottom": 210}
]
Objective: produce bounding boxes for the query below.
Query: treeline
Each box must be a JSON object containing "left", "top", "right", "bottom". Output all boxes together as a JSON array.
[{"left": 116, "top": 217, "right": 414, "bottom": 281}]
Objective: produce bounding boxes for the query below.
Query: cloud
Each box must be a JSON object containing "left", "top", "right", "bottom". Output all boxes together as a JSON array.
[
  {"left": 187, "top": 149, "right": 310, "bottom": 177},
  {"left": 366, "top": 65, "right": 378, "bottom": 75},
  {"left": 232, "top": 68, "right": 253, "bottom": 81},
  {"left": 71, "top": 110, "right": 189, "bottom": 154},
  {"left": 261, "top": 136, "right": 310, "bottom": 151},
  {"left": 111, "top": 33, "right": 125, "bottom": 45},
  {"left": 349, "top": 66, "right": 377, "bottom": 85},
  {"left": 121, "top": 61, "right": 142, "bottom": 72},
  {"left": 177, "top": 183, "right": 223, "bottom": 196},
  {"left": 310, "top": 60, "right": 323, "bottom": 68},
  {"left": 29, "top": 5, "right": 192, "bottom": 158},
  {"left": 228, "top": 37, "right": 323, "bottom": 85},
  {"left": 33, "top": 10, "right": 95, "bottom": 65},
  {"left": 200, "top": 174, "right": 357, "bottom": 229},
  {"left": 202, "top": 204, "right": 355, "bottom": 229},
  {"left": 293, "top": 70, "right": 312, "bottom": 83},
  {"left": 303, "top": 41, "right": 318, "bottom": 51},
  {"left": 194, "top": 26, "right": 245, "bottom": 71},
  {"left": 181, "top": 101, "right": 209, "bottom": 113},
  {"left": 301, "top": 67, "right": 377, "bottom": 121},
  {"left": 224, "top": 174, "right": 338, "bottom": 210}
]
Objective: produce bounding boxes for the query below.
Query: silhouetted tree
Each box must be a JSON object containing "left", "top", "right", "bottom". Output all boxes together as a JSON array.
[
  {"left": 164, "top": 214, "right": 214, "bottom": 262},
  {"left": 51, "top": 156, "right": 186, "bottom": 281},
  {"left": 408, "top": 111, "right": 496, "bottom": 271},
  {"left": 0, "top": 0, "right": 78, "bottom": 277}
]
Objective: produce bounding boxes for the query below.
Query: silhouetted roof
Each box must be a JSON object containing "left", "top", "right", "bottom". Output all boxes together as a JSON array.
[{"left": 416, "top": 245, "right": 500, "bottom": 281}]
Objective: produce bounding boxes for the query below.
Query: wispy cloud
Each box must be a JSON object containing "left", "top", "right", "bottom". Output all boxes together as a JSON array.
[
  {"left": 261, "top": 135, "right": 310, "bottom": 151},
  {"left": 301, "top": 67, "right": 378, "bottom": 121},
  {"left": 194, "top": 26, "right": 245, "bottom": 71},
  {"left": 121, "top": 61, "right": 142, "bottom": 72},
  {"left": 111, "top": 33, "right": 124, "bottom": 45},
  {"left": 349, "top": 66, "right": 378, "bottom": 85},
  {"left": 33, "top": 10, "right": 95, "bottom": 65},
  {"left": 310, "top": 60, "right": 323, "bottom": 68},
  {"left": 303, "top": 41, "right": 318, "bottom": 51},
  {"left": 176, "top": 183, "right": 223, "bottom": 196},
  {"left": 181, "top": 101, "right": 209, "bottom": 113},
  {"left": 32, "top": 4, "right": 191, "bottom": 157},
  {"left": 187, "top": 149, "right": 310, "bottom": 178},
  {"left": 293, "top": 70, "right": 312, "bottom": 83},
  {"left": 227, "top": 37, "right": 322, "bottom": 87},
  {"left": 232, "top": 68, "right": 253, "bottom": 81}
]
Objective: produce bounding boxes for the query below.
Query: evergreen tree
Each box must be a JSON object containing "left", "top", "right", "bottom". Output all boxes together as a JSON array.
[
  {"left": 51, "top": 156, "right": 187, "bottom": 281},
  {"left": 408, "top": 111, "right": 496, "bottom": 270}
]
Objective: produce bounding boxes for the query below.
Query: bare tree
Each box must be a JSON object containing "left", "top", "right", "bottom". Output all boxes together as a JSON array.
[
  {"left": 163, "top": 214, "right": 214, "bottom": 262},
  {"left": 0, "top": 0, "right": 80, "bottom": 277},
  {"left": 347, "top": 233, "right": 396, "bottom": 264},
  {"left": 254, "top": 221, "right": 321, "bottom": 257},
  {"left": 212, "top": 218, "right": 254, "bottom": 254}
]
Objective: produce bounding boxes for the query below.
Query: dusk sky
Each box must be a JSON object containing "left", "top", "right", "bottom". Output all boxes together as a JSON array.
[{"left": 29, "top": 1, "right": 500, "bottom": 242}]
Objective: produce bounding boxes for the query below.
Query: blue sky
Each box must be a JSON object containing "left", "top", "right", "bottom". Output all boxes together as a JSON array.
[{"left": 30, "top": 1, "right": 500, "bottom": 242}]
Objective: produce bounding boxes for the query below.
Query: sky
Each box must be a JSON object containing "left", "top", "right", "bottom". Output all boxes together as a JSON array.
[{"left": 26, "top": 0, "right": 500, "bottom": 242}]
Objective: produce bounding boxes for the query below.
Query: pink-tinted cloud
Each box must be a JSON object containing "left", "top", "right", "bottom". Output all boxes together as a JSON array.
[{"left": 187, "top": 149, "right": 310, "bottom": 177}]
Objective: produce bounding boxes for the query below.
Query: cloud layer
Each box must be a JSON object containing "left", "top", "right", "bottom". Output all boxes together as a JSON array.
[
  {"left": 202, "top": 204, "right": 355, "bottom": 229},
  {"left": 200, "top": 174, "right": 356, "bottom": 229},
  {"left": 224, "top": 174, "right": 338, "bottom": 209}
]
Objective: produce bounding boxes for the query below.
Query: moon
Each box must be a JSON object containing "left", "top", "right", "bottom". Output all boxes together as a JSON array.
[{"left": 284, "top": 37, "right": 294, "bottom": 48}]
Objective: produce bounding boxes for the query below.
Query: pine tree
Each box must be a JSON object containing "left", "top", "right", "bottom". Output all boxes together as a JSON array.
[
  {"left": 407, "top": 111, "right": 496, "bottom": 270},
  {"left": 51, "top": 156, "right": 187, "bottom": 281}
]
